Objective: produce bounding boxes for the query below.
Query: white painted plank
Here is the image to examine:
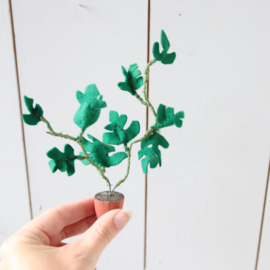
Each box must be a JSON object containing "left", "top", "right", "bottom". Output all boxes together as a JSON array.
[
  {"left": 147, "top": 0, "right": 270, "bottom": 269},
  {"left": 12, "top": 1, "right": 148, "bottom": 269},
  {"left": 258, "top": 171, "right": 270, "bottom": 270},
  {"left": 0, "top": 0, "right": 31, "bottom": 246}
]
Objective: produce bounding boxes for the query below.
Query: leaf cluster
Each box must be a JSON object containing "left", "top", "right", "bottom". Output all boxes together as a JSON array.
[
  {"left": 118, "top": 64, "right": 143, "bottom": 96},
  {"left": 79, "top": 134, "right": 128, "bottom": 168},
  {"left": 153, "top": 30, "right": 176, "bottom": 64},
  {"left": 103, "top": 111, "right": 140, "bottom": 145},
  {"left": 22, "top": 96, "right": 43, "bottom": 125},
  {"left": 151, "top": 104, "right": 185, "bottom": 129},
  {"left": 47, "top": 144, "right": 76, "bottom": 176}
]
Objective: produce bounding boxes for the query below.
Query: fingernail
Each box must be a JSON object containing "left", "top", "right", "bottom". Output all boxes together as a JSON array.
[{"left": 114, "top": 209, "right": 133, "bottom": 230}]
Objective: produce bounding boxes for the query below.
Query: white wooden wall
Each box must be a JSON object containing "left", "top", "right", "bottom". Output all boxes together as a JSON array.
[
  {"left": 0, "top": 0, "right": 31, "bottom": 247},
  {"left": 1, "top": 0, "right": 270, "bottom": 269}
]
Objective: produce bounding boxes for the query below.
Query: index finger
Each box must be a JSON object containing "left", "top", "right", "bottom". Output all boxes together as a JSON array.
[{"left": 26, "top": 197, "right": 95, "bottom": 240}]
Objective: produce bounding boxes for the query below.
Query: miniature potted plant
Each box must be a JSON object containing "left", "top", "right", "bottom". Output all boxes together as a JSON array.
[{"left": 22, "top": 30, "right": 184, "bottom": 218}]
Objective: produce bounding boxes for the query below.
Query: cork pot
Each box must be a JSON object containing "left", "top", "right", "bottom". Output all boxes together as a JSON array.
[{"left": 94, "top": 191, "right": 124, "bottom": 219}]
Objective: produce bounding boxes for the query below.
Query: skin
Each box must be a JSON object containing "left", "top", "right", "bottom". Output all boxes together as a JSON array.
[{"left": 0, "top": 198, "right": 132, "bottom": 270}]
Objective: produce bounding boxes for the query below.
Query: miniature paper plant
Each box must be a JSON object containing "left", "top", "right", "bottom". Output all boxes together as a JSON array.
[
  {"left": 138, "top": 132, "right": 169, "bottom": 174},
  {"left": 21, "top": 29, "right": 185, "bottom": 194},
  {"left": 103, "top": 111, "right": 140, "bottom": 146}
]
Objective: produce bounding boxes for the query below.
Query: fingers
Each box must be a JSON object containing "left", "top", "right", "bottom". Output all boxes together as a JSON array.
[
  {"left": 61, "top": 215, "right": 97, "bottom": 241},
  {"left": 25, "top": 198, "right": 95, "bottom": 243},
  {"left": 57, "top": 242, "right": 67, "bottom": 247},
  {"left": 49, "top": 215, "right": 97, "bottom": 246},
  {"left": 69, "top": 209, "right": 132, "bottom": 267}
]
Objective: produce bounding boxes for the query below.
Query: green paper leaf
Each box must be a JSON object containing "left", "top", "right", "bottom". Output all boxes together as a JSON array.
[
  {"left": 161, "top": 51, "right": 176, "bottom": 65},
  {"left": 79, "top": 134, "right": 128, "bottom": 168},
  {"left": 117, "top": 64, "right": 143, "bottom": 95},
  {"left": 161, "top": 30, "right": 170, "bottom": 52},
  {"left": 152, "top": 30, "right": 176, "bottom": 65},
  {"left": 103, "top": 110, "right": 140, "bottom": 145},
  {"left": 46, "top": 144, "right": 76, "bottom": 176},
  {"left": 22, "top": 96, "right": 44, "bottom": 125},
  {"left": 151, "top": 104, "right": 184, "bottom": 129},
  {"left": 138, "top": 132, "right": 169, "bottom": 174},
  {"left": 73, "top": 84, "right": 107, "bottom": 131},
  {"left": 138, "top": 148, "right": 159, "bottom": 174},
  {"left": 153, "top": 42, "right": 162, "bottom": 61}
]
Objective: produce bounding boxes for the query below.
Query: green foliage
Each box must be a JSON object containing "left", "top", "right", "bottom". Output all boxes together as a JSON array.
[
  {"left": 79, "top": 134, "right": 128, "bottom": 168},
  {"left": 22, "top": 96, "right": 43, "bottom": 125},
  {"left": 117, "top": 64, "right": 143, "bottom": 95},
  {"left": 103, "top": 111, "right": 140, "bottom": 145},
  {"left": 47, "top": 144, "right": 76, "bottom": 176},
  {"left": 138, "top": 132, "right": 169, "bottom": 174},
  {"left": 151, "top": 104, "right": 184, "bottom": 129},
  {"left": 73, "top": 84, "right": 107, "bottom": 131},
  {"left": 152, "top": 30, "right": 176, "bottom": 65}
]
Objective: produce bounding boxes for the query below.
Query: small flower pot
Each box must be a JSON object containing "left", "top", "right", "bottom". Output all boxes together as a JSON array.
[{"left": 94, "top": 191, "right": 124, "bottom": 219}]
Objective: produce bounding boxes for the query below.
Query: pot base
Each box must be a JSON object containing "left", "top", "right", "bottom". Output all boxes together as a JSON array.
[{"left": 94, "top": 191, "right": 124, "bottom": 218}]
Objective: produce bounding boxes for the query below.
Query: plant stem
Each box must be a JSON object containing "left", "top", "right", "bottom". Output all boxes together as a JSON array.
[
  {"left": 142, "top": 59, "right": 156, "bottom": 118},
  {"left": 135, "top": 93, "right": 147, "bottom": 105},
  {"left": 41, "top": 117, "right": 77, "bottom": 141}
]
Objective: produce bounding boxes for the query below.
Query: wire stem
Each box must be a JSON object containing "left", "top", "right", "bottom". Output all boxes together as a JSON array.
[{"left": 142, "top": 59, "right": 156, "bottom": 118}]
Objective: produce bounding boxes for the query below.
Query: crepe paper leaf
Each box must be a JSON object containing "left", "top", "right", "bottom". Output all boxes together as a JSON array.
[
  {"left": 78, "top": 134, "right": 128, "bottom": 168},
  {"left": 73, "top": 84, "right": 107, "bottom": 131},
  {"left": 152, "top": 30, "right": 176, "bottom": 65},
  {"left": 22, "top": 96, "right": 44, "bottom": 125},
  {"left": 117, "top": 64, "right": 143, "bottom": 95},
  {"left": 78, "top": 135, "right": 113, "bottom": 166},
  {"left": 151, "top": 104, "right": 185, "bottom": 129},
  {"left": 46, "top": 144, "right": 77, "bottom": 176},
  {"left": 138, "top": 132, "right": 169, "bottom": 174},
  {"left": 103, "top": 110, "right": 140, "bottom": 145},
  {"left": 79, "top": 134, "right": 115, "bottom": 153}
]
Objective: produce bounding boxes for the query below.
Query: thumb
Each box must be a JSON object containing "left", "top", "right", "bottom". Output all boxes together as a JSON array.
[{"left": 69, "top": 209, "right": 133, "bottom": 267}]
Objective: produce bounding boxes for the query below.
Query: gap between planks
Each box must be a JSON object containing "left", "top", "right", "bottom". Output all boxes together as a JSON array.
[
  {"left": 255, "top": 154, "right": 270, "bottom": 270},
  {"left": 144, "top": 0, "right": 151, "bottom": 269},
  {"left": 8, "top": 0, "right": 33, "bottom": 220}
]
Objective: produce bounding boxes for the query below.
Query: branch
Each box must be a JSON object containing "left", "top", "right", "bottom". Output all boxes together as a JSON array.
[
  {"left": 40, "top": 117, "right": 77, "bottom": 141},
  {"left": 142, "top": 59, "right": 157, "bottom": 119}
]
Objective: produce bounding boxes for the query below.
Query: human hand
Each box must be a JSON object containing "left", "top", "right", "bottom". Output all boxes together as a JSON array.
[{"left": 0, "top": 198, "right": 132, "bottom": 270}]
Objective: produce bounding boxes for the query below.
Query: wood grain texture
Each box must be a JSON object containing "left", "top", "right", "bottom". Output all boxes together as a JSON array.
[
  {"left": 146, "top": 0, "right": 270, "bottom": 269},
  {"left": 257, "top": 164, "right": 270, "bottom": 270},
  {"left": 11, "top": 0, "right": 148, "bottom": 269},
  {"left": 0, "top": 0, "right": 31, "bottom": 246}
]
